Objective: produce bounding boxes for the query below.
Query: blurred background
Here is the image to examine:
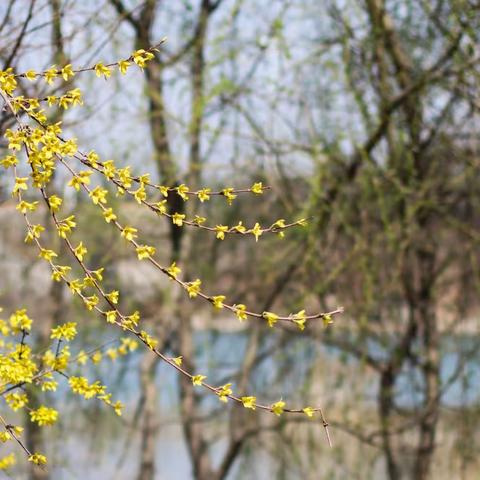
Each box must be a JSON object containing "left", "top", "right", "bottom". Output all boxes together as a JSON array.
[{"left": 1, "top": 0, "right": 480, "bottom": 479}]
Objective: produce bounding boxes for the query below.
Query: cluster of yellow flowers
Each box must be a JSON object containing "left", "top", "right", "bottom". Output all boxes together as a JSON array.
[
  {"left": 0, "top": 42, "right": 340, "bottom": 469},
  {"left": 0, "top": 305, "right": 136, "bottom": 470}
]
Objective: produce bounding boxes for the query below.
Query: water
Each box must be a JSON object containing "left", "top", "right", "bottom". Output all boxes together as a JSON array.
[{"left": 6, "top": 330, "right": 480, "bottom": 479}]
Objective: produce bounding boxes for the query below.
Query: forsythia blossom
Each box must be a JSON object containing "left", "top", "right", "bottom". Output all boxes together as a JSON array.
[
  {"left": 271, "top": 400, "right": 285, "bottom": 416},
  {"left": 262, "top": 311, "right": 279, "bottom": 328},
  {"left": 192, "top": 375, "right": 206, "bottom": 386},
  {"left": 241, "top": 396, "right": 256, "bottom": 410},
  {"left": 30, "top": 406, "right": 58, "bottom": 426},
  {"left": 216, "top": 383, "right": 233, "bottom": 402},
  {"left": 50, "top": 322, "right": 77, "bottom": 341}
]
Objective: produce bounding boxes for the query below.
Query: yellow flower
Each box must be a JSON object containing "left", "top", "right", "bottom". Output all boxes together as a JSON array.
[
  {"left": 273, "top": 219, "right": 286, "bottom": 228},
  {"left": 63, "top": 215, "right": 76, "bottom": 228},
  {"left": 0, "top": 453, "right": 16, "bottom": 469},
  {"left": 9, "top": 309, "right": 32, "bottom": 332},
  {"left": 105, "top": 311, "right": 117, "bottom": 324},
  {"left": 112, "top": 401, "right": 123, "bottom": 416},
  {"left": 89, "top": 186, "right": 108, "bottom": 204},
  {"left": 103, "top": 160, "right": 116, "bottom": 179},
  {"left": 222, "top": 187, "right": 237, "bottom": 204},
  {"left": 30, "top": 406, "right": 58, "bottom": 426},
  {"left": 234, "top": 304, "right": 247, "bottom": 321},
  {"left": 44, "top": 65, "right": 58, "bottom": 84},
  {"left": 50, "top": 322, "right": 77, "bottom": 341},
  {"left": 118, "top": 59, "right": 130, "bottom": 74},
  {"left": 323, "top": 314, "right": 333, "bottom": 327},
  {"left": 69, "top": 376, "right": 106, "bottom": 399},
  {"left": 251, "top": 182, "right": 263, "bottom": 194},
  {"left": 91, "top": 351, "right": 102, "bottom": 364},
  {"left": 48, "top": 194, "right": 63, "bottom": 212},
  {"left": 106, "top": 348, "right": 118, "bottom": 361},
  {"left": 167, "top": 262, "right": 181, "bottom": 279},
  {"left": 57, "top": 215, "right": 77, "bottom": 238},
  {"left": 5, "top": 129, "right": 23, "bottom": 151},
  {"left": 271, "top": 400, "right": 285, "bottom": 416},
  {"left": 0, "top": 68, "right": 17, "bottom": 94},
  {"left": 262, "top": 311, "right": 278, "bottom": 328},
  {"left": 216, "top": 383, "right": 232, "bottom": 403},
  {"left": 92, "top": 268, "right": 104, "bottom": 281},
  {"left": 68, "top": 88, "right": 83, "bottom": 105},
  {"left": 215, "top": 225, "right": 229, "bottom": 240},
  {"left": 16, "top": 200, "right": 38, "bottom": 213},
  {"left": 41, "top": 379, "right": 58, "bottom": 392},
  {"left": 132, "top": 49, "right": 155, "bottom": 68},
  {"left": 124, "top": 311, "right": 140, "bottom": 328},
  {"left": 74, "top": 242, "right": 87, "bottom": 261},
  {"left": 84, "top": 295, "right": 99, "bottom": 311},
  {"left": 186, "top": 279, "right": 201, "bottom": 298},
  {"left": 86, "top": 150, "right": 99, "bottom": 167},
  {"left": 241, "top": 396, "right": 256, "bottom": 410},
  {"left": 103, "top": 208, "right": 117, "bottom": 223},
  {"left": 62, "top": 138, "right": 78, "bottom": 156},
  {"left": 28, "top": 454, "right": 47, "bottom": 466},
  {"left": 154, "top": 200, "right": 167, "bottom": 215},
  {"left": 30, "top": 128, "right": 43, "bottom": 144},
  {"left": 233, "top": 221, "right": 246, "bottom": 233},
  {"left": 193, "top": 215, "right": 206, "bottom": 224},
  {"left": 197, "top": 188, "right": 211, "bottom": 202},
  {"left": 68, "top": 170, "right": 92, "bottom": 190},
  {"left": 0, "top": 155, "right": 17, "bottom": 169},
  {"left": 68, "top": 278, "right": 83, "bottom": 295},
  {"left": 61, "top": 64, "right": 75, "bottom": 81},
  {"left": 139, "top": 330, "right": 158, "bottom": 349},
  {"left": 0, "top": 318, "right": 9, "bottom": 336},
  {"left": 133, "top": 184, "right": 146, "bottom": 203},
  {"left": 192, "top": 374, "right": 206, "bottom": 386},
  {"left": 136, "top": 245, "right": 156, "bottom": 260},
  {"left": 94, "top": 62, "right": 111, "bottom": 78},
  {"left": 44, "top": 346, "right": 70, "bottom": 371},
  {"left": 47, "top": 95, "right": 57, "bottom": 106},
  {"left": 176, "top": 184, "right": 189, "bottom": 201},
  {"left": 51, "top": 265, "right": 71, "bottom": 281},
  {"left": 118, "top": 338, "right": 138, "bottom": 355},
  {"left": 172, "top": 356, "right": 183, "bottom": 366},
  {"left": 12, "top": 177, "right": 28, "bottom": 194},
  {"left": 121, "top": 226, "right": 138, "bottom": 241},
  {"left": 77, "top": 350, "right": 88, "bottom": 365},
  {"left": 172, "top": 213, "right": 185, "bottom": 227},
  {"left": 211, "top": 295, "right": 226, "bottom": 309},
  {"left": 250, "top": 223, "right": 263, "bottom": 242},
  {"left": 5, "top": 392, "right": 28, "bottom": 411},
  {"left": 105, "top": 290, "right": 119, "bottom": 304},
  {"left": 293, "top": 310, "right": 306, "bottom": 331},
  {"left": 25, "top": 224, "right": 45, "bottom": 242},
  {"left": 302, "top": 407, "right": 315, "bottom": 418},
  {"left": 25, "top": 69, "right": 37, "bottom": 81}
]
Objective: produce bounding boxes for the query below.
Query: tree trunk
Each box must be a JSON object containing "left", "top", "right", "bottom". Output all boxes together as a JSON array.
[{"left": 413, "top": 247, "right": 439, "bottom": 480}]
